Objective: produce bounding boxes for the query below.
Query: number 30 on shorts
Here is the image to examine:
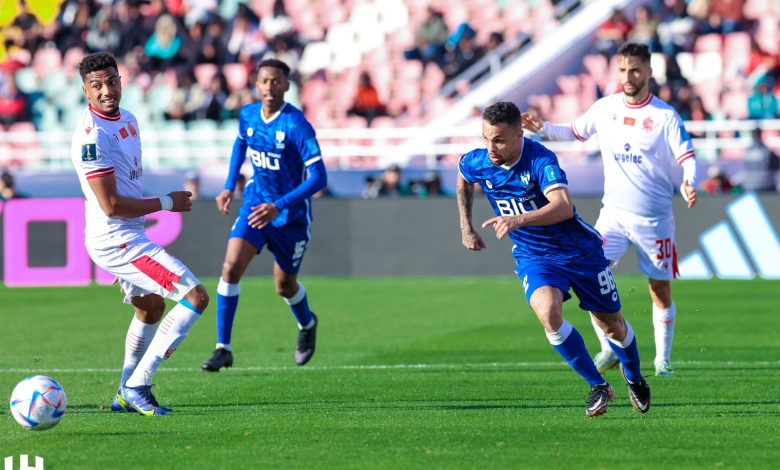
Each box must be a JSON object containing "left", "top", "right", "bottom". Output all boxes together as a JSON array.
[
  {"left": 656, "top": 238, "right": 673, "bottom": 260},
  {"left": 597, "top": 267, "right": 618, "bottom": 301}
]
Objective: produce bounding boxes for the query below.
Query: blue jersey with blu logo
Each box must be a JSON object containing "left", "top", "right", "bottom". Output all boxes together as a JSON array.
[
  {"left": 227, "top": 102, "right": 324, "bottom": 227},
  {"left": 459, "top": 138, "right": 603, "bottom": 261}
]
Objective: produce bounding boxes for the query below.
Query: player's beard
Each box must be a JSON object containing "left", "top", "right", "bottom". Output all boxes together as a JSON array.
[{"left": 623, "top": 79, "right": 647, "bottom": 97}]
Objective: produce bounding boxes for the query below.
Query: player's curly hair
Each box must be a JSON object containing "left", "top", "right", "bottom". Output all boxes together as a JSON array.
[
  {"left": 78, "top": 52, "right": 118, "bottom": 81},
  {"left": 257, "top": 58, "right": 291, "bottom": 77},
  {"left": 482, "top": 102, "right": 521, "bottom": 126},
  {"left": 618, "top": 43, "right": 651, "bottom": 64}
]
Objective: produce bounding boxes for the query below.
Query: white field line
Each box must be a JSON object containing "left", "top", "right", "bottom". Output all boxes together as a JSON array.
[{"left": 0, "top": 360, "right": 778, "bottom": 374}]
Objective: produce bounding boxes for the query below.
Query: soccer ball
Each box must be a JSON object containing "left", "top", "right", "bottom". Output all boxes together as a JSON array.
[{"left": 9, "top": 375, "right": 67, "bottom": 431}]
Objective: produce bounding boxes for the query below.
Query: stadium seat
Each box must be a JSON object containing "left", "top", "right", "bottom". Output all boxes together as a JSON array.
[
  {"left": 551, "top": 95, "right": 580, "bottom": 122},
  {"left": 723, "top": 32, "right": 751, "bottom": 73},
  {"left": 744, "top": 0, "right": 775, "bottom": 19},
  {"left": 42, "top": 70, "right": 68, "bottom": 99},
  {"left": 32, "top": 48, "right": 61, "bottom": 80},
  {"left": 694, "top": 34, "right": 722, "bottom": 53},
  {"left": 8, "top": 121, "right": 44, "bottom": 168},
  {"left": 693, "top": 52, "right": 723, "bottom": 86},
  {"left": 62, "top": 47, "right": 84, "bottom": 77},
  {"left": 14, "top": 67, "right": 39, "bottom": 94},
  {"left": 223, "top": 63, "right": 249, "bottom": 92},
  {"left": 721, "top": 89, "right": 749, "bottom": 119},
  {"left": 194, "top": 63, "right": 218, "bottom": 89},
  {"left": 650, "top": 53, "right": 667, "bottom": 85}
]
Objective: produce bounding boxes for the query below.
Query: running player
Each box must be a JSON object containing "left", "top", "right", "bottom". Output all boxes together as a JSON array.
[
  {"left": 458, "top": 101, "right": 650, "bottom": 417},
  {"left": 522, "top": 43, "right": 698, "bottom": 377}
]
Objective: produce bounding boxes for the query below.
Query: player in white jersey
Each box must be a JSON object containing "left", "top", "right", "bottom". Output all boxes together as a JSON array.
[
  {"left": 521, "top": 43, "right": 698, "bottom": 377},
  {"left": 71, "top": 52, "right": 209, "bottom": 416}
]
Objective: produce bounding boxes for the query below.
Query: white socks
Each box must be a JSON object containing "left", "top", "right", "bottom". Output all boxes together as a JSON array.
[
  {"left": 125, "top": 302, "right": 201, "bottom": 388},
  {"left": 652, "top": 301, "right": 676, "bottom": 364},
  {"left": 590, "top": 314, "right": 611, "bottom": 352},
  {"left": 545, "top": 320, "right": 573, "bottom": 345},
  {"left": 121, "top": 317, "right": 159, "bottom": 387}
]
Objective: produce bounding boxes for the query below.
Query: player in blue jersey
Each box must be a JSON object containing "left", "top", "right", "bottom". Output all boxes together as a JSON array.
[
  {"left": 457, "top": 102, "right": 650, "bottom": 417},
  {"left": 202, "top": 59, "right": 327, "bottom": 371}
]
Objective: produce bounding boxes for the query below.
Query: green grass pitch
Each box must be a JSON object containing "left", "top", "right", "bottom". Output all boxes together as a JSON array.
[{"left": 1, "top": 276, "right": 779, "bottom": 469}]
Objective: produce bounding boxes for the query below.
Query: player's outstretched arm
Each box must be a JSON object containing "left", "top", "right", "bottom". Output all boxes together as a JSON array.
[
  {"left": 215, "top": 189, "right": 234, "bottom": 215},
  {"left": 88, "top": 174, "right": 191, "bottom": 218},
  {"left": 457, "top": 174, "right": 486, "bottom": 251},
  {"left": 520, "top": 112, "right": 543, "bottom": 133},
  {"left": 521, "top": 112, "right": 579, "bottom": 141}
]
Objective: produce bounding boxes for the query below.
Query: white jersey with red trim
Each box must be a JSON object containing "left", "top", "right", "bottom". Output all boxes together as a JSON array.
[
  {"left": 71, "top": 104, "right": 145, "bottom": 249},
  {"left": 571, "top": 93, "right": 695, "bottom": 218}
]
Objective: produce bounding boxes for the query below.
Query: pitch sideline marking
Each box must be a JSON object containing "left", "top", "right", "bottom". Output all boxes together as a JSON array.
[{"left": 0, "top": 360, "right": 777, "bottom": 374}]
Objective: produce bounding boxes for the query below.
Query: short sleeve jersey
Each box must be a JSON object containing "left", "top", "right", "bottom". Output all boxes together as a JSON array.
[
  {"left": 571, "top": 93, "right": 695, "bottom": 218},
  {"left": 236, "top": 102, "right": 322, "bottom": 226},
  {"left": 70, "top": 105, "right": 145, "bottom": 248},
  {"left": 459, "top": 138, "right": 603, "bottom": 261}
]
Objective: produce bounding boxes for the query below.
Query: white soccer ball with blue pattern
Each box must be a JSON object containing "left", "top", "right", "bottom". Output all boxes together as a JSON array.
[{"left": 9, "top": 375, "right": 67, "bottom": 431}]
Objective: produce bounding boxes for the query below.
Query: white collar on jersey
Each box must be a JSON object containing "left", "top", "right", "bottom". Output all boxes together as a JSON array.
[
  {"left": 499, "top": 138, "right": 525, "bottom": 170},
  {"left": 260, "top": 102, "right": 287, "bottom": 124}
]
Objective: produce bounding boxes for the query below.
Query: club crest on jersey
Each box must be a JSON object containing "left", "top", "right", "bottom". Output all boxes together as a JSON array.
[
  {"left": 520, "top": 171, "right": 531, "bottom": 185},
  {"left": 643, "top": 117, "right": 653, "bottom": 132},
  {"left": 485, "top": 180, "right": 493, "bottom": 189},
  {"left": 81, "top": 143, "right": 97, "bottom": 161},
  {"left": 128, "top": 122, "right": 137, "bottom": 137},
  {"left": 275, "top": 130, "right": 286, "bottom": 149},
  {"left": 247, "top": 127, "right": 254, "bottom": 137},
  {"left": 84, "top": 126, "right": 92, "bottom": 135},
  {"left": 624, "top": 143, "right": 631, "bottom": 152}
]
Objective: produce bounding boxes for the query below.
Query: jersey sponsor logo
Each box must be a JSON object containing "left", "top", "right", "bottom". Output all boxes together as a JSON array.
[
  {"left": 485, "top": 180, "right": 493, "bottom": 189},
  {"left": 119, "top": 127, "right": 129, "bottom": 139},
  {"left": 85, "top": 126, "right": 92, "bottom": 135},
  {"left": 247, "top": 148, "right": 281, "bottom": 170},
  {"left": 496, "top": 197, "right": 538, "bottom": 216},
  {"left": 643, "top": 117, "right": 653, "bottom": 132},
  {"left": 81, "top": 143, "right": 97, "bottom": 161},
  {"left": 275, "top": 130, "right": 286, "bottom": 149},
  {"left": 615, "top": 143, "right": 642, "bottom": 164}
]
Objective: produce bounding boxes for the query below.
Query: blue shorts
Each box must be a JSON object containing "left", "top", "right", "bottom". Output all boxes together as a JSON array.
[
  {"left": 229, "top": 205, "right": 311, "bottom": 274},
  {"left": 514, "top": 254, "right": 621, "bottom": 314}
]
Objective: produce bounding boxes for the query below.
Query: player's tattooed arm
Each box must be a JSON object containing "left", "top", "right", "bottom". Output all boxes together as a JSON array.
[{"left": 457, "top": 174, "right": 486, "bottom": 251}]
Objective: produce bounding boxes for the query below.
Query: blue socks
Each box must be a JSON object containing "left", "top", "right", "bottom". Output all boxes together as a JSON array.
[
  {"left": 607, "top": 321, "right": 643, "bottom": 383},
  {"left": 216, "top": 278, "right": 240, "bottom": 348},
  {"left": 284, "top": 282, "right": 314, "bottom": 329},
  {"left": 546, "top": 320, "right": 605, "bottom": 386}
]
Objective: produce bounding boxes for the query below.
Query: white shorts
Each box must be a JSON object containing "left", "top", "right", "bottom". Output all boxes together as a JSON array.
[
  {"left": 87, "top": 236, "right": 201, "bottom": 304},
  {"left": 594, "top": 207, "right": 678, "bottom": 280}
]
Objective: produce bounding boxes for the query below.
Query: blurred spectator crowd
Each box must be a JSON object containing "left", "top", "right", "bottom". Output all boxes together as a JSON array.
[{"left": 0, "top": 0, "right": 779, "bottom": 196}]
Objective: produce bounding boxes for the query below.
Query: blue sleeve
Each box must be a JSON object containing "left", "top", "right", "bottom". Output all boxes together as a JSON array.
[
  {"left": 458, "top": 153, "right": 476, "bottom": 183},
  {"left": 535, "top": 148, "right": 568, "bottom": 193},
  {"left": 273, "top": 159, "right": 327, "bottom": 211},
  {"left": 291, "top": 118, "right": 321, "bottom": 163},
  {"left": 224, "top": 136, "right": 247, "bottom": 191}
]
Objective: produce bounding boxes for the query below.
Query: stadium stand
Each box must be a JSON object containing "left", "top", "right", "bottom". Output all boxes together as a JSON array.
[{"left": 0, "top": 0, "right": 778, "bottom": 196}]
